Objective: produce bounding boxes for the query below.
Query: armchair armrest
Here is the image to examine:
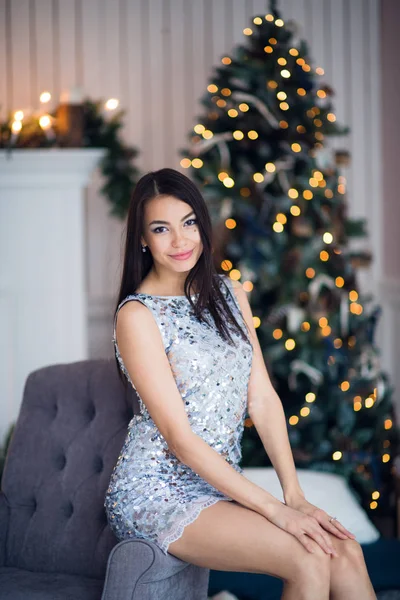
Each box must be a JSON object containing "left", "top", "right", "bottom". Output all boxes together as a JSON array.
[
  {"left": 101, "top": 538, "right": 210, "bottom": 600},
  {"left": 0, "top": 491, "right": 9, "bottom": 567}
]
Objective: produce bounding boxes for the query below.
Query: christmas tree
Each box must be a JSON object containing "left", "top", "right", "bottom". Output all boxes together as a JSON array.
[{"left": 181, "top": 4, "right": 399, "bottom": 518}]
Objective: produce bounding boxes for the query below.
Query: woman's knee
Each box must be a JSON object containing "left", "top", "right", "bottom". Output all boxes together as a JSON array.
[
  {"left": 289, "top": 542, "right": 331, "bottom": 588},
  {"left": 333, "top": 538, "right": 366, "bottom": 572}
]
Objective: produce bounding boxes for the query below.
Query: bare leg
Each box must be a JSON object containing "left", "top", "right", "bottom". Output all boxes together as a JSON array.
[
  {"left": 328, "top": 536, "right": 376, "bottom": 600},
  {"left": 167, "top": 500, "right": 331, "bottom": 600}
]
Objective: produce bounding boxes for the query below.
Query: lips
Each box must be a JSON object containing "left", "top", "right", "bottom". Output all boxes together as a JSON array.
[{"left": 170, "top": 249, "right": 193, "bottom": 260}]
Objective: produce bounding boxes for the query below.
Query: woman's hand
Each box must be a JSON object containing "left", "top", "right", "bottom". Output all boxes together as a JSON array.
[
  {"left": 265, "top": 502, "right": 340, "bottom": 556},
  {"left": 284, "top": 494, "right": 356, "bottom": 541}
]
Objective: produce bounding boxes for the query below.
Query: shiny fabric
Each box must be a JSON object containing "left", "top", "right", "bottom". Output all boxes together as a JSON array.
[{"left": 104, "top": 273, "right": 254, "bottom": 555}]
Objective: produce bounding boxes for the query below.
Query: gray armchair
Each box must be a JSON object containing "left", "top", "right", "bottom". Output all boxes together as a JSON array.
[{"left": 0, "top": 359, "right": 210, "bottom": 600}]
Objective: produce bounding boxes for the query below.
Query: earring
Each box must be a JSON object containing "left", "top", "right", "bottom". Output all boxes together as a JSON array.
[{"left": 141, "top": 245, "right": 147, "bottom": 252}]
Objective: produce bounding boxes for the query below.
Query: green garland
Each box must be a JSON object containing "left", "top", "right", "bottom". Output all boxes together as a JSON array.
[{"left": 0, "top": 99, "right": 140, "bottom": 219}]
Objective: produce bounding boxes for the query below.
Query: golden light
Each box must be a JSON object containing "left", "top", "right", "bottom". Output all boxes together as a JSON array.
[
  {"left": 365, "top": 397, "right": 374, "bottom": 408},
  {"left": 253, "top": 16, "right": 262, "bottom": 25},
  {"left": 273, "top": 329, "right": 283, "bottom": 340},
  {"left": 279, "top": 102, "right": 289, "bottom": 111},
  {"left": 203, "top": 130, "right": 214, "bottom": 139},
  {"left": 253, "top": 316, "right": 261, "bottom": 328},
  {"left": 225, "top": 218, "right": 236, "bottom": 229},
  {"left": 301, "top": 321, "right": 311, "bottom": 332},
  {"left": 11, "top": 120, "right": 22, "bottom": 133},
  {"left": 333, "top": 338, "right": 342, "bottom": 349},
  {"left": 233, "top": 130, "right": 244, "bottom": 140},
  {"left": 300, "top": 407, "right": 310, "bottom": 417},
  {"left": 248, "top": 130, "right": 258, "bottom": 139},
  {"left": 265, "top": 13, "right": 274, "bottom": 21},
  {"left": 305, "top": 392, "right": 316, "bottom": 403},
  {"left": 280, "top": 69, "right": 291, "bottom": 78},
  {"left": 216, "top": 99, "right": 226, "bottom": 108},
  {"left": 290, "top": 205, "right": 301, "bottom": 216},
  {"left": 319, "top": 317, "right": 328, "bottom": 328},
  {"left": 340, "top": 381, "right": 350, "bottom": 392},
  {"left": 297, "top": 87, "right": 306, "bottom": 96},
  {"left": 14, "top": 110, "right": 24, "bottom": 121},
  {"left": 221, "top": 56, "right": 231, "bottom": 65},
  {"left": 221, "top": 260, "right": 232, "bottom": 271},
  {"left": 323, "top": 232, "right": 333, "bottom": 244},
  {"left": 277, "top": 57, "right": 287, "bottom": 66},
  {"left": 285, "top": 339, "right": 296, "bottom": 351},
  {"left": 317, "top": 90, "right": 327, "bottom": 99},
  {"left": 40, "top": 91, "right": 51, "bottom": 103},
  {"left": 348, "top": 335, "right": 356, "bottom": 347},
  {"left": 229, "top": 269, "right": 241, "bottom": 281},
  {"left": 191, "top": 158, "right": 203, "bottom": 168},
  {"left": 289, "top": 48, "right": 299, "bottom": 56},
  {"left": 223, "top": 177, "right": 234, "bottom": 188},
  {"left": 279, "top": 120, "right": 289, "bottom": 128},
  {"left": 327, "top": 113, "right": 336, "bottom": 122},
  {"left": 382, "top": 454, "right": 390, "bottom": 463},
  {"left": 243, "top": 280, "right": 254, "bottom": 292},
  {"left": 243, "top": 28, "right": 253, "bottom": 35},
  {"left": 349, "top": 290, "right": 359, "bottom": 302},
  {"left": 384, "top": 419, "right": 393, "bottom": 430},
  {"left": 207, "top": 84, "right": 218, "bottom": 93},
  {"left": 303, "top": 190, "right": 313, "bottom": 200},
  {"left": 309, "top": 177, "right": 319, "bottom": 187},
  {"left": 316, "top": 67, "right": 325, "bottom": 75},
  {"left": 105, "top": 98, "right": 119, "bottom": 110},
  {"left": 332, "top": 451, "right": 342, "bottom": 461},
  {"left": 275, "top": 19, "right": 284, "bottom": 26},
  {"left": 276, "top": 213, "right": 287, "bottom": 224},
  {"left": 39, "top": 115, "right": 51, "bottom": 129},
  {"left": 335, "top": 277, "right": 345, "bottom": 288},
  {"left": 289, "top": 415, "right": 299, "bottom": 425},
  {"left": 321, "top": 326, "right": 331, "bottom": 337},
  {"left": 228, "top": 109, "right": 238, "bottom": 118},
  {"left": 194, "top": 124, "right": 205, "bottom": 134},
  {"left": 218, "top": 171, "right": 229, "bottom": 181},
  {"left": 264, "top": 46, "right": 273, "bottom": 54},
  {"left": 277, "top": 91, "right": 287, "bottom": 100},
  {"left": 288, "top": 188, "right": 298, "bottom": 199},
  {"left": 269, "top": 37, "right": 277, "bottom": 44},
  {"left": 239, "top": 103, "right": 249, "bottom": 112},
  {"left": 291, "top": 143, "right": 301, "bottom": 152},
  {"left": 265, "top": 162, "right": 276, "bottom": 172},
  {"left": 370, "top": 501, "right": 378, "bottom": 510},
  {"left": 273, "top": 222, "right": 284, "bottom": 233},
  {"left": 354, "top": 397, "right": 362, "bottom": 411},
  {"left": 253, "top": 172, "right": 265, "bottom": 183},
  {"left": 180, "top": 158, "right": 191, "bottom": 168},
  {"left": 320, "top": 250, "right": 329, "bottom": 262},
  {"left": 306, "top": 268, "right": 315, "bottom": 279}
]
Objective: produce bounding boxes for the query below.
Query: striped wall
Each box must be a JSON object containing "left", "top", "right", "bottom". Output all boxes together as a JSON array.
[{"left": 1, "top": 1, "right": 394, "bottom": 403}]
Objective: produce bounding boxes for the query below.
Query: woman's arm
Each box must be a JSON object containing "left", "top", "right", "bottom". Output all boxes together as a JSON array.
[
  {"left": 116, "top": 300, "right": 283, "bottom": 518},
  {"left": 230, "top": 280, "right": 305, "bottom": 504}
]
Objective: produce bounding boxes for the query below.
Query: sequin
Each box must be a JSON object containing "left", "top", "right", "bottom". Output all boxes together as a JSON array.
[{"left": 104, "top": 274, "right": 254, "bottom": 555}]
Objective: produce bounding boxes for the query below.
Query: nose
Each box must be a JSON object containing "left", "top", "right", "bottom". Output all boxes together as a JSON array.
[{"left": 171, "top": 230, "right": 188, "bottom": 248}]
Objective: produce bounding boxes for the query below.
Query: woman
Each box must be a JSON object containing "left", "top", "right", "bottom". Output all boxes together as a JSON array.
[{"left": 104, "top": 168, "right": 376, "bottom": 600}]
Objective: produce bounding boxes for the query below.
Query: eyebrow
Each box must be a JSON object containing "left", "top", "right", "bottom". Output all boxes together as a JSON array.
[{"left": 148, "top": 210, "right": 195, "bottom": 226}]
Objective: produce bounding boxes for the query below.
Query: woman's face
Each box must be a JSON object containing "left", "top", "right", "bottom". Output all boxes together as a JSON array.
[{"left": 141, "top": 195, "right": 203, "bottom": 273}]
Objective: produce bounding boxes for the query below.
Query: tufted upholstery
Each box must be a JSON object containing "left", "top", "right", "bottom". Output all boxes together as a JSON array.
[{"left": 0, "top": 359, "right": 210, "bottom": 600}]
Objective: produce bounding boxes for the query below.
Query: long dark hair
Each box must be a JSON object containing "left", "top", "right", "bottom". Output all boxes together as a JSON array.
[{"left": 114, "top": 168, "right": 250, "bottom": 385}]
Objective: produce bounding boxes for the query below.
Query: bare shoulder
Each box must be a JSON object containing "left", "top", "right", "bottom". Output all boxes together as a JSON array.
[{"left": 115, "top": 298, "right": 159, "bottom": 345}]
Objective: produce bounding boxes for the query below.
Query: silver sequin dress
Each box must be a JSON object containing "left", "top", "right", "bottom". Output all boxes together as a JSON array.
[{"left": 104, "top": 273, "right": 254, "bottom": 555}]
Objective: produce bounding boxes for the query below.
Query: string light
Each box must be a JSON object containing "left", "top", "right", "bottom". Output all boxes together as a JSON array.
[
  {"left": 223, "top": 177, "right": 234, "bottom": 188},
  {"left": 105, "top": 98, "right": 119, "bottom": 110},
  {"left": 289, "top": 415, "right": 299, "bottom": 425},
  {"left": 39, "top": 91, "right": 51, "bottom": 103},
  {"left": 306, "top": 268, "right": 315, "bottom": 279},
  {"left": 332, "top": 451, "right": 342, "bottom": 461},
  {"left": 300, "top": 407, "right": 310, "bottom": 417},
  {"left": 285, "top": 339, "right": 296, "bottom": 351},
  {"left": 305, "top": 392, "right": 316, "bottom": 403},
  {"left": 191, "top": 158, "right": 203, "bottom": 168},
  {"left": 273, "top": 329, "right": 283, "bottom": 340},
  {"left": 384, "top": 419, "right": 393, "bottom": 430},
  {"left": 323, "top": 232, "right": 333, "bottom": 244},
  {"left": 225, "top": 218, "right": 236, "bottom": 229}
]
